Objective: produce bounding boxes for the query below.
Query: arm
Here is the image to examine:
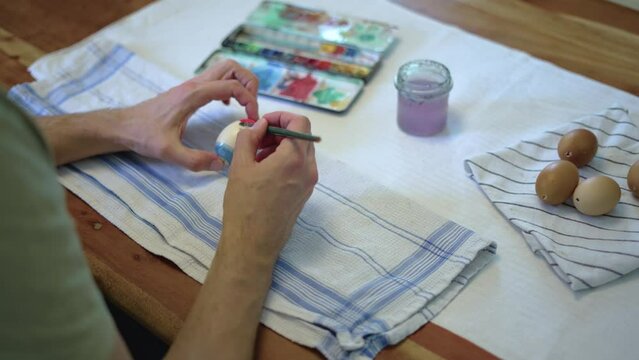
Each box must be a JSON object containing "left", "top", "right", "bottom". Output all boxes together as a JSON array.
[
  {"left": 30, "top": 61, "right": 316, "bottom": 358},
  {"left": 37, "top": 59, "right": 259, "bottom": 171},
  {"left": 167, "top": 113, "right": 318, "bottom": 360},
  {"left": 36, "top": 108, "right": 127, "bottom": 165}
]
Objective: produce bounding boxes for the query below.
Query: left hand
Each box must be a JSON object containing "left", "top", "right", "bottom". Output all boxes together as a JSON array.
[{"left": 118, "top": 60, "right": 259, "bottom": 171}]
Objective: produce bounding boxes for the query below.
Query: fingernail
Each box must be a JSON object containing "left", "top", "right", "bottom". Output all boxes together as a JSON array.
[
  {"left": 240, "top": 118, "right": 256, "bottom": 127},
  {"left": 251, "top": 117, "right": 266, "bottom": 130}
]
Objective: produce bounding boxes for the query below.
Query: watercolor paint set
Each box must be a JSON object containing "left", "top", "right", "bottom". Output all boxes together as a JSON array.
[
  {"left": 198, "top": 49, "right": 365, "bottom": 112},
  {"left": 221, "top": 25, "right": 376, "bottom": 80},
  {"left": 246, "top": 1, "right": 396, "bottom": 53},
  {"left": 196, "top": 1, "right": 397, "bottom": 112}
]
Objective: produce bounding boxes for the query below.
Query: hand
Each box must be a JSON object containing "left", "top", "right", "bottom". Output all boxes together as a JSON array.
[
  {"left": 168, "top": 112, "right": 317, "bottom": 360},
  {"left": 219, "top": 112, "right": 319, "bottom": 267},
  {"left": 119, "top": 60, "right": 259, "bottom": 171}
]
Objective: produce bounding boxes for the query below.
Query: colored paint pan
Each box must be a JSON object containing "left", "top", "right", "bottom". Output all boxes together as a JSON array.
[
  {"left": 196, "top": 49, "right": 364, "bottom": 113},
  {"left": 223, "top": 26, "right": 376, "bottom": 80}
]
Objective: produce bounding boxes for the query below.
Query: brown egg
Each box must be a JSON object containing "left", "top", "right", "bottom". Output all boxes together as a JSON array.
[
  {"left": 557, "top": 129, "right": 598, "bottom": 167},
  {"left": 573, "top": 176, "right": 621, "bottom": 216},
  {"left": 628, "top": 160, "right": 639, "bottom": 197},
  {"left": 535, "top": 160, "right": 580, "bottom": 205}
]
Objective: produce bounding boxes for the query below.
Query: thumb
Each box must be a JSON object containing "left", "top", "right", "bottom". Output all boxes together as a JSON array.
[
  {"left": 233, "top": 118, "right": 268, "bottom": 164},
  {"left": 165, "top": 142, "right": 224, "bottom": 171}
]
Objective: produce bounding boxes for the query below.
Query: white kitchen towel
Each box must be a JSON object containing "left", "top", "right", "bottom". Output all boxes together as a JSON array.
[
  {"left": 9, "top": 38, "right": 495, "bottom": 359},
  {"left": 466, "top": 108, "right": 638, "bottom": 291}
]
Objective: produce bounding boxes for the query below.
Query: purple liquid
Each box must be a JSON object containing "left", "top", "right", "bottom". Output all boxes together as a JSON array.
[{"left": 397, "top": 79, "right": 450, "bottom": 136}]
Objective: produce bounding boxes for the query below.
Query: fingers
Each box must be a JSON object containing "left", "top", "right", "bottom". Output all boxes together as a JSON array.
[
  {"left": 256, "top": 145, "right": 277, "bottom": 162},
  {"left": 257, "top": 131, "right": 281, "bottom": 149},
  {"left": 251, "top": 112, "right": 314, "bottom": 157},
  {"left": 162, "top": 141, "right": 225, "bottom": 172},
  {"left": 222, "top": 66, "right": 260, "bottom": 97},
  {"left": 186, "top": 60, "right": 260, "bottom": 119},
  {"left": 234, "top": 113, "right": 316, "bottom": 169},
  {"left": 232, "top": 118, "right": 269, "bottom": 165},
  {"left": 197, "top": 59, "right": 259, "bottom": 97},
  {"left": 262, "top": 111, "right": 311, "bottom": 133},
  {"left": 188, "top": 80, "right": 259, "bottom": 120},
  {"left": 261, "top": 112, "right": 313, "bottom": 155}
]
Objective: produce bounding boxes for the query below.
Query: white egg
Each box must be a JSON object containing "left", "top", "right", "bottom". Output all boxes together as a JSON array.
[
  {"left": 214, "top": 121, "right": 243, "bottom": 166},
  {"left": 572, "top": 176, "right": 621, "bottom": 216}
]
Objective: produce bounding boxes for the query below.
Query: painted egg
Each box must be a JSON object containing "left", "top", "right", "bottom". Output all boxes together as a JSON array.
[
  {"left": 628, "top": 160, "right": 639, "bottom": 198},
  {"left": 214, "top": 121, "right": 243, "bottom": 166},
  {"left": 572, "top": 176, "right": 621, "bottom": 216},
  {"left": 535, "top": 160, "right": 580, "bottom": 205},
  {"left": 557, "top": 129, "right": 598, "bottom": 167}
]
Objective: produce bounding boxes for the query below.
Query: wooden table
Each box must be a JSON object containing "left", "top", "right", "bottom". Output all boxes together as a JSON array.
[{"left": 1, "top": 1, "right": 637, "bottom": 358}]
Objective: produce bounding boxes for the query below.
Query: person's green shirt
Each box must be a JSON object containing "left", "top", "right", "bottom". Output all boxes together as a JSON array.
[{"left": 0, "top": 92, "right": 115, "bottom": 359}]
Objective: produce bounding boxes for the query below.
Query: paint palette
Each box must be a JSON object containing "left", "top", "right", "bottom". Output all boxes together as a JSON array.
[
  {"left": 222, "top": 26, "right": 377, "bottom": 80},
  {"left": 197, "top": 49, "right": 364, "bottom": 112},
  {"left": 195, "top": 1, "right": 396, "bottom": 112},
  {"left": 246, "top": 1, "right": 397, "bottom": 53}
]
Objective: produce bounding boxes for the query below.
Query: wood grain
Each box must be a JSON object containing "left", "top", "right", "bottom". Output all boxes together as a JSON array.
[
  {"left": 0, "top": 51, "right": 32, "bottom": 89},
  {"left": 0, "top": 27, "right": 44, "bottom": 69},
  {"left": 524, "top": 0, "right": 639, "bottom": 36},
  {"left": 0, "top": 0, "right": 150, "bottom": 53},
  {"left": 391, "top": 0, "right": 639, "bottom": 95}
]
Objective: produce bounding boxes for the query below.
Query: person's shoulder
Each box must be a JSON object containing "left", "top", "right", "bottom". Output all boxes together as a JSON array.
[
  {"left": 0, "top": 90, "right": 50, "bottom": 156},
  {"left": 0, "top": 90, "right": 116, "bottom": 360}
]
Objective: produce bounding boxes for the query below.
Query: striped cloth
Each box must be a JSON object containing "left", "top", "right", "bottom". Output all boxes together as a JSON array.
[
  {"left": 466, "top": 108, "right": 638, "bottom": 291},
  {"left": 8, "top": 39, "right": 496, "bottom": 359}
]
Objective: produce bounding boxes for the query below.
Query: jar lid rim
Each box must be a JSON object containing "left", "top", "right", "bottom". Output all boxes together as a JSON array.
[{"left": 394, "top": 60, "right": 453, "bottom": 98}]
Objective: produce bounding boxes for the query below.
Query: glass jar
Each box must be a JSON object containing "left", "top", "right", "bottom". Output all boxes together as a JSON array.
[{"left": 394, "top": 60, "right": 453, "bottom": 136}]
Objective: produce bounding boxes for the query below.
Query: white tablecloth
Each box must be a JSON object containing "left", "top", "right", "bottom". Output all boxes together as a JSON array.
[{"left": 40, "top": 1, "right": 638, "bottom": 358}]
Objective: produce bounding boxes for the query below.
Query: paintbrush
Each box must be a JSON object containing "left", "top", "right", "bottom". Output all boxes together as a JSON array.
[{"left": 239, "top": 119, "right": 322, "bottom": 142}]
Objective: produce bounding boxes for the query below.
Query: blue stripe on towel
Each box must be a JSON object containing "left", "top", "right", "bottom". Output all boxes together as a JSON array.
[
  {"left": 349, "top": 222, "right": 462, "bottom": 309},
  {"left": 107, "top": 155, "right": 383, "bottom": 326},
  {"left": 105, "top": 155, "right": 378, "bottom": 325},
  {"left": 296, "top": 216, "right": 434, "bottom": 301},
  {"left": 101, "top": 155, "right": 223, "bottom": 244},
  {"left": 10, "top": 84, "right": 59, "bottom": 116},
  {"left": 316, "top": 183, "right": 472, "bottom": 263},
  {"left": 349, "top": 223, "right": 473, "bottom": 335},
  {"left": 46, "top": 45, "right": 133, "bottom": 106},
  {"left": 63, "top": 164, "right": 208, "bottom": 268},
  {"left": 86, "top": 42, "right": 166, "bottom": 94}
]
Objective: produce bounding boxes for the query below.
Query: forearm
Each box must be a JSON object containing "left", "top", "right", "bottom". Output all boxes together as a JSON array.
[
  {"left": 166, "top": 230, "right": 276, "bottom": 360},
  {"left": 37, "top": 109, "right": 128, "bottom": 165}
]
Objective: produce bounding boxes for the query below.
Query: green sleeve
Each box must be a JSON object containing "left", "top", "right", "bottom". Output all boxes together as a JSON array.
[{"left": 0, "top": 93, "right": 116, "bottom": 360}]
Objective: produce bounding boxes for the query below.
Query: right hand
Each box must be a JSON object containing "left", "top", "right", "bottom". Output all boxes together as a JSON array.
[
  {"left": 169, "top": 113, "right": 315, "bottom": 359},
  {"left": 219, "top": 112, "right": 318, "bottom": 268}
]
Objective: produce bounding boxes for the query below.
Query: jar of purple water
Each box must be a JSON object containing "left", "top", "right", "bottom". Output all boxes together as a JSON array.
[{"left": 394, "top": 60, "right": 453, "bottom": 136}]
